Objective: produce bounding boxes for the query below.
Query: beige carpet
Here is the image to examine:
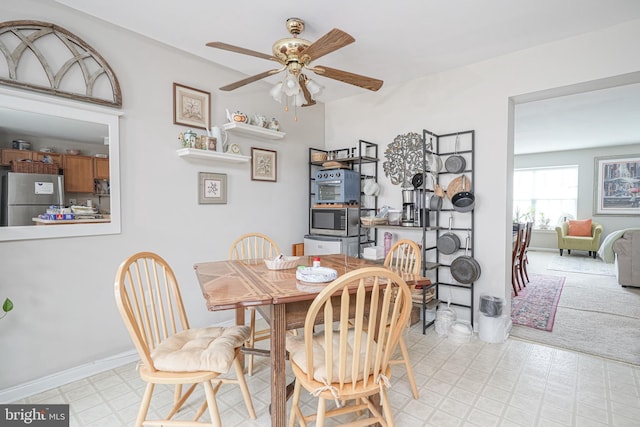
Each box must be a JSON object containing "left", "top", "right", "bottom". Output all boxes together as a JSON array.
[
  {"left": 547, "top": 252, "right": 616, "bottom": 276},
  {"left": 510, "top": 251, "right": 640, "bottom": 365}
]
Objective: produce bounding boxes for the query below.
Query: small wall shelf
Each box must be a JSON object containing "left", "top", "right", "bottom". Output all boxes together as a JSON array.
[
  {"left": 176, "top": 148, "right": 250, "bottom": 163},
  {"left": 222, "top": 122, "right": 285, "bottom": 140}
]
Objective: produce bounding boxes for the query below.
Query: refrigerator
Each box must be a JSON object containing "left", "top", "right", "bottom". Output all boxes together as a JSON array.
[{"left": 1, "top": 171, "right": 65, "bottom": 226}]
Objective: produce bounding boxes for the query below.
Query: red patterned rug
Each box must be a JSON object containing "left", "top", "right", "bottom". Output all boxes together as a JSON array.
[{"left": 511, "top": 273, "right": 565, "bottom": 331}]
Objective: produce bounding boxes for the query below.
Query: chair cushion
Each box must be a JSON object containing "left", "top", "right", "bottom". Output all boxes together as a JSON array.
[
  {"left": 568, "top": 219, "right": 592, "bottom": 237},
  {"left": 286, "top": 329, "right": 376, "bottom": 383},
  {"left": 151, "top": 325, "right": 250, "bottom": 373}
]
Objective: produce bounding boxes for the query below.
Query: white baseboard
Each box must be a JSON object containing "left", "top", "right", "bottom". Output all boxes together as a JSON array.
[
  {"left": 529, "top": 247, "right": 557, "bottom": 252},
  {"left": 1, "top": 320, "right": 238, "bottom": 403},
  {"left": 0, "top": 350, "right": 139, "bottom": 403}
]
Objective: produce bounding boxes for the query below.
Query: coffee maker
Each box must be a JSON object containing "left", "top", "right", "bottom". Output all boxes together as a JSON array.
[{"left": 401, "top": 189, "right": 415, "bottom": 226}]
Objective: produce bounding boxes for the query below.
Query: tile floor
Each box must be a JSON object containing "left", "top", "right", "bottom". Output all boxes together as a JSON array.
[
  {"left": 13, "top": 322, "right": 640, "bottom": 427},
  {"left": 12, "top": 250, "right": 640, "bottom": 426}
]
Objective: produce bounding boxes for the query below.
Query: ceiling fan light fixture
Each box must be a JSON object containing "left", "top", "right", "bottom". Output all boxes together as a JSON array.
[
  {"left": 283, "top": 72, "right": 301, "bottom": 96},
  {"left": 293, "top": 92, "right": 305, "bottom": 107},
  {"left": 306, "top": 78, "right": 322, "bottom": 96},
  {"left": 270, "top": 82, "right": 283, "bottom": 102}
]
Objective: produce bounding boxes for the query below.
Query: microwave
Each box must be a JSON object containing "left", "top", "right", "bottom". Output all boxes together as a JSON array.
[
  {"left": 309, "top": 208, "right": 360, "bottom": 237},
  {"left": 314, "top": 169, "right": 360, "bottom": 204}
]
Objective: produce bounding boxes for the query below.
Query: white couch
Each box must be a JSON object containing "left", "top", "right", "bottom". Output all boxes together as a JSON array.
[{"left": 612, "top": 230, "right": 640, "bottom": 288}]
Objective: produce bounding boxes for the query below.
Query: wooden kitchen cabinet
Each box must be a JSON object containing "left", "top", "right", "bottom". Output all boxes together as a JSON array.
[
  {"left": 33, "top": 152, "right": 63, "bottom": 165},
  {"left": 63, "top": 155, "right": 94, "bottom": 192},
  {"left": 93, "top": 157, "right": 109, "bottom": 179},
  {"left": 1, "top": 149, "right": 34, "bottom": 165}
]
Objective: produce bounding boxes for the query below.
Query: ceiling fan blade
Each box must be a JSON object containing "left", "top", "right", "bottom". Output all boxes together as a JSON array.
[
  {"left": 312, "top": 65, "right": 383, "bottom": 91},
  {"left": 206, "top": 41, "right": 280, "bottom": 62},
  {"left": 298, "top": 74, "right": 316, "bottom": 107},
  {"left": 220, "top": 69, "right": 282, "bottom": 91},
  {"left": 301, "top": 29, "right": 355, "bottom": 63}
]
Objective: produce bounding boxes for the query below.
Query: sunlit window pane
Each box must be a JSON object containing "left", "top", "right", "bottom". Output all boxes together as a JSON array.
[{"left": 513, "top": 166, "right": 578, "bottom": 228}]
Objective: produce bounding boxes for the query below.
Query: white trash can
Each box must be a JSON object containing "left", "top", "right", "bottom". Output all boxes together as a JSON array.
[
  {"left": 479, "top": 295, "right": 504, "bottom": 317},
  {"left": 478, "top": 313, "right": 512, "bottom": 343},
  {"left": 435, "top": 307, "right": 456, "bottom": 337}
]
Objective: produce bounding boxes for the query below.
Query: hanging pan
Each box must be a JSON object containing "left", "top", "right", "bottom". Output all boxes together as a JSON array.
[
  {"left": 426, "top": 173, "right": 443, "bottom": 210},
  {"left": 427, "top": 151, "right": 443, "bottom": 174},
  {"left": 446, "top": 175, "right": 471, "bottom": 201},
  {"left": 427, "top": 193, "right": 442, "bottom": 211},
  {"left": 437, "top": 215, "right": 460, "bottom": 255},
  {"left": 445, "top": 134, "right": 466, "bottom": 174},
  {"left": 411, "top": 172, "right": 424, "bottom": 189},
  {"left": 451, "top": 175, "right": 475, "bottom": 212},
  {"left": 424, "top": 136, "right": 442, "bottom": 174},
  {"left": 450, "top": 234, "right": 481, "bottom": 284}
]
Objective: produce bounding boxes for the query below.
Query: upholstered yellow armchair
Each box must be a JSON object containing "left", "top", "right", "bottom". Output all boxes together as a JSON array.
[{"left": 555, "top": 219, "right": 603, "bottom": 258}]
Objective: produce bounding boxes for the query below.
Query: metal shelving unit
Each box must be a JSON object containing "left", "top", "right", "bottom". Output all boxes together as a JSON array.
[
  {"left": 422, "top": 128, "right": 476, "bottom": 333},
  {"left": 355, "top": 140, "right": 379, "bottom": 253},
  {"left": 308, "top": 141, "right": 378, "bottom": 254}
]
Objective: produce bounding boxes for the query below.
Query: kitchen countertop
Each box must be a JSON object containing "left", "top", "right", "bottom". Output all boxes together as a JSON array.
[{"left": 32, "top": 215, "right": 111, "bottom": 225}]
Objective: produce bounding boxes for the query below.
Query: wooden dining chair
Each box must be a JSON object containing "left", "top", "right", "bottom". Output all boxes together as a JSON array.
[
  {"left": 512, "top": 224, "right": 524, "bottom": 295},
  {"left": 518, "top": 221, "right": 534, "bottom": 286},
  {"left": 228, "top": 232, "right": 281, "bottom": 375},
  {"left": 383, "top": 239, "right": 421, "bottom": 399},
  {"left": 286, "top": 267, "right": 412, "bottom": 426},
  {"left": 114, "top": 252, "right": 256, "bottom": 427}
]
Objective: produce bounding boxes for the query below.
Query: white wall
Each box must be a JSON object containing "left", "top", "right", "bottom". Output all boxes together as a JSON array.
[
  {"left": 514, "top": 144, "right": 640, "bottom": 251},
  {"left": 325, "top": 19, "right": 640, "bottom": 322},
  {"left": 515, "top": 143, "right": 640, "bottom": 250},
  {"left": 3, "top": 1, "right": 640, "bottom": 396},
  {"left": 0, "top": 0, "right": 324, "bottom": 391}
]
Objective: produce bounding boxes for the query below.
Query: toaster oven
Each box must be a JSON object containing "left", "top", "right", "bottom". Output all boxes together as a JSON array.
[{"left": 314, "top": 169, "right": 360, "bottom": 205}]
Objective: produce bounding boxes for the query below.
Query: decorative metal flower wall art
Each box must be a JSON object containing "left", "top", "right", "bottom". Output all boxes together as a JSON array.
[{"left": 382, "top": 132, "right": 425, "bottom": 188}]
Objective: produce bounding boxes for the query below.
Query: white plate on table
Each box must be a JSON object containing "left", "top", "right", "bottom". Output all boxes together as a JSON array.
[{"left": 295, "top": 267, "right": 338, "bottom": 283}]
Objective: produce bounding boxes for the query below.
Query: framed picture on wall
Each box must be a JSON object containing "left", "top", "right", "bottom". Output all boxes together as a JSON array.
[
  {"left": 173, "top": 83, "right": 211, "bottom": 130},
  {"left": 198, "top": 172, "right": 227, "bottom": 204},
  {"left": 206, "top": 137, "right": 218, "bottom": 151},
  {"left": 251, "top": 147, "right": 277, "bottom": 182},
  {"left": 594, "top": 155, "right": 640, "bottom": 215}
]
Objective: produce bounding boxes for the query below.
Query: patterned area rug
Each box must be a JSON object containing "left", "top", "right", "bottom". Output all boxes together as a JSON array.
[
  {"left": 547, "top": 254, "right": 616, "bottom": 276},
  {"left": 511, "top": 273, "right": 565, "bottom": 331}
]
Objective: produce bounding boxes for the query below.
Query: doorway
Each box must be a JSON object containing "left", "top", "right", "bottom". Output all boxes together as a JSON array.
[{"left": 507, "top": 72, "right": 640, "bottom": 358}]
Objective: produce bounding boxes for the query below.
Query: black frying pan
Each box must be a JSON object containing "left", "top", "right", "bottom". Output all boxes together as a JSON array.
[
  {"left": 411, "top": 173, "right": 424, "bottom": 189},
  {"left": 452, "top": 175, "right": 475, "bottom": 212}
]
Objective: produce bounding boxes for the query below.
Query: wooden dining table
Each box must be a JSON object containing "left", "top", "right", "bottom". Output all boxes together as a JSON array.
[{"left": 193, "top": 254, "right": 430, "bottom": 427}]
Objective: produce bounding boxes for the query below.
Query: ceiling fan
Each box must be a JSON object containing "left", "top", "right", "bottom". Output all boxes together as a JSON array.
[{"left": 206, "top": 18, "right": 383, "bottom": 107}]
